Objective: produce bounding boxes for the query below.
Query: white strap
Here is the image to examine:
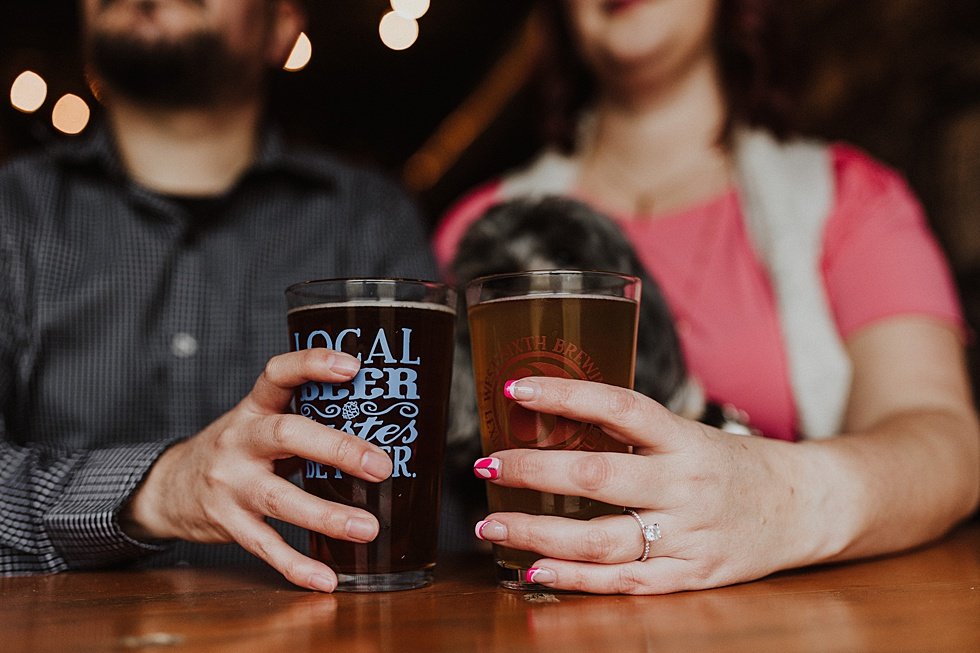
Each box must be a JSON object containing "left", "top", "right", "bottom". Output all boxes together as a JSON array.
[
  {"left": 732, "top": 128, "right": 850, "bottom": 438},
  {"left": 499, "top": 149, "right": 580, "bottom": 199}
]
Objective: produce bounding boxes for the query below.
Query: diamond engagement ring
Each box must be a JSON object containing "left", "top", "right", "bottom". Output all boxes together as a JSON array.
[{"left": 624, "top": 509, "right": 661, "bottom": 562}]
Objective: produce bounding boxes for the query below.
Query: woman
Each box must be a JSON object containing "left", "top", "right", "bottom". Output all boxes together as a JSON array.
[{"left": 434, "top": 0, "right": 978, "bottom": 593}]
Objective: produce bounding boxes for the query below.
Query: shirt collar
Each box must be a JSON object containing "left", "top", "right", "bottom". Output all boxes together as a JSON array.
[
  {"left": 49, "top": 123, "right": 127, "bottom": 181},
  {"left": 248, "top": 126, "right": 339, "bottom": 187}
]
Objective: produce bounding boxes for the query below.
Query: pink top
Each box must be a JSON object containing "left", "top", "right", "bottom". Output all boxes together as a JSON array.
[{"left": 433, "top": 144, "right": 964, "bottom": 441}]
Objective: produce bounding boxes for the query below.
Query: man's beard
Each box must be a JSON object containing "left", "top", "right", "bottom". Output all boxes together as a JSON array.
[{"left": 88, "top": 29, "right": 257, "bottom": 108}]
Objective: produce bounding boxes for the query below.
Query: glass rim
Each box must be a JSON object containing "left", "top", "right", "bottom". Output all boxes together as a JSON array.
[
  {"left": 285, "top": 277, "right": 452, "bottom": 295},
  {"left": 465, "top": 269, "right": 639, "bottom": 290}
]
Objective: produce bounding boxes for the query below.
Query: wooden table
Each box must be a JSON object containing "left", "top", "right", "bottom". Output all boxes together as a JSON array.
[{"left": 3, "top": 521, "right": 978, "bottom": 653}]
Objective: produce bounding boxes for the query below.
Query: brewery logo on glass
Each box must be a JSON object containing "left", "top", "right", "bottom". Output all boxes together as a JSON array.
[
  {"left": 292, "top": 324, "right": 425, "bottom": 480},
  {"left": 482, "top": 335, "right": 608, "bottom": 452}
]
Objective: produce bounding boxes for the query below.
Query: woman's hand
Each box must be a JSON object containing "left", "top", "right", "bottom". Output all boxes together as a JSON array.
[
  {"left": 122, "top": 349, "right": 393, "bottom": 593},
  {"left": 472, "top": 376, "right": 825, "bottom": 594}
]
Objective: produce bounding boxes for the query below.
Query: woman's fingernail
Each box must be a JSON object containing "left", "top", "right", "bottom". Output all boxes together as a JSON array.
[
  {"left": 310, "top": 573, "right": 336, "bottom": 592},
  {"left": 361, "top": 450, "right": 392, "bottom": 479},
  {"left": 329, "top": 354, "right": 360, "bottom": 376},
  {"left": 503, "top": 379, "right": 537, "bottom": 401},
  {"left": 525, "top": 567, "right": 556, "bottom": 585},
  {"left": 346, "top": 516, "right": 377, "bottom": 542},
  {"left": 473, "top": 457, "right": 501, "bottom": 480},
  {"left": 474, "top": 519, "right": 507, "bottom": 541}
]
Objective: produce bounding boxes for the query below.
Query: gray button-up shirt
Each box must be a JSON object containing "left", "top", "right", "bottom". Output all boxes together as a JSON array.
[{"left": 0, "top": 125, "right": 442, "bottom": 572}]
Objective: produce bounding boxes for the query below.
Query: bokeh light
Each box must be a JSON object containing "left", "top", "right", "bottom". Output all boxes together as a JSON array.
[
  {"left": 391, "top": 0, "right": 430, "bottom": 20},
  {"left": 51, "top": 94, "right": 90, "bottom": 135},
  {"left": 283, "top": 32, "right": 312, "bottom": 71},
  {"left": 379, "top": 11, "right": 419, "bottom": 51},
  {"left": 10, "top": 70, "right": 48, "bottom": 113}
]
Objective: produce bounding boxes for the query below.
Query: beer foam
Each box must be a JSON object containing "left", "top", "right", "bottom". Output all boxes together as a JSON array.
[
  {"left": 288, "top": 300, "right": 456, "bottom": 316},
  {"left": 472, "top": 294, "right": 636, "bottom": 307}
]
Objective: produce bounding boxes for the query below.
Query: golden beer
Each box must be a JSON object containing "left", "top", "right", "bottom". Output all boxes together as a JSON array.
[{"left": 466, "top": 272, "right": 639, "bottom": 588}]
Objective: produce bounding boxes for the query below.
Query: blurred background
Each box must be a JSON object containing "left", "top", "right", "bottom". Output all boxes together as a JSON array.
[{"left": 2, "top": 0, "right": 979, "bottom": 397}]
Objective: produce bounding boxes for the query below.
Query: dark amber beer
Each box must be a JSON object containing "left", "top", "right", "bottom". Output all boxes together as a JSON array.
[
  {"left": 466, "top": 271, "right": 639, "bottom": 589},
  {"left": 286, "top": 279, "right": 456, "bottom": 592}
]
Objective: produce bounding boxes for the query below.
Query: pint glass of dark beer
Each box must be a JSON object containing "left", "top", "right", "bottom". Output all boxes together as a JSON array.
[
  {"left": 286, "top": 278, "right": 456, "bottom": 592},
  {"left": 466, "top": 270, "right": 640, "bottom": 589}
]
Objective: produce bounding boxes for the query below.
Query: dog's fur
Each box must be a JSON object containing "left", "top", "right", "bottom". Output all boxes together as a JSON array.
[{"left": 446, "top": 196, "right": 692, "bottom": 468}]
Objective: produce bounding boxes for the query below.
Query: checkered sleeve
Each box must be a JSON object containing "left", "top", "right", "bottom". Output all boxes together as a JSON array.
[
  {"left": 0, "top": 438, "right": 174, "bottom": 573},
  {"left": 0, "top": 210, "right": 169, "bottom": 573}
]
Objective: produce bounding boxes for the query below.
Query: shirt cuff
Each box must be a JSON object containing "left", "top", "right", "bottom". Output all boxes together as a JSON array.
[{"left": 44, "top": 440, "right": 177, "bottom": 568}]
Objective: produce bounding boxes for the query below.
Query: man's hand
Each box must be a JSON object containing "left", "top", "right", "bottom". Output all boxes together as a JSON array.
[{"left": 121, "top": 349, "right": 392, "bottom": 592}]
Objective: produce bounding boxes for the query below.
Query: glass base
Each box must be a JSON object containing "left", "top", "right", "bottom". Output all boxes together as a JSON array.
[
  {"left": 495, "top": 560, "right": 549, "bottom": 591},
  {"left": 335, "top": 569, "right": 433, "bottom": 592}
]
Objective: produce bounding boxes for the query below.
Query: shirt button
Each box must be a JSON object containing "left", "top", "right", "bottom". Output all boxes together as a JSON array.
[{"left": 171, "top": 332, "right": 199, "bottom": 358}]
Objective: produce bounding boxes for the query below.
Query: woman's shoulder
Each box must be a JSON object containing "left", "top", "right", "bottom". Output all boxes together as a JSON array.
[
  {"left": 431, "top": 147, "right": 582, "bottom": 273},
  {"left": 828, "top": 142, "right": 919, "bottom": 209},
  {"left": 821, "top": 142, "right": 962, "bottom": 336},
  {"left": 823, "top": 141, "right": 930, "bottom": 244}
]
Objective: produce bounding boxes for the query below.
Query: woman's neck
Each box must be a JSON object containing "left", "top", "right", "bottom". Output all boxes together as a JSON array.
[{"left": 577, "top": 54, "right": 732, "bottom": 218}]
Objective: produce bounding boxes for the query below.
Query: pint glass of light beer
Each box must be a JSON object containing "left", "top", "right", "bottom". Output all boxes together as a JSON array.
[
  {"left": 286, "top": 278, "right": 456, "bottom": 592},
  {"left": 465, "top": 270, "right": 640, "bottom": 589}
]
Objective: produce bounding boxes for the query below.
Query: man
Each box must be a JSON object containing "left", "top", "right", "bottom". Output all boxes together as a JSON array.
[{"left": 0, "top": 0, "right": 437, "bottom": 593}]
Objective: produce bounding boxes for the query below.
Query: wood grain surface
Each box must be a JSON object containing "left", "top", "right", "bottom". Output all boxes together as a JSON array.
[{"left": 3, "top": 520, "right": 978, "bottom": 653}]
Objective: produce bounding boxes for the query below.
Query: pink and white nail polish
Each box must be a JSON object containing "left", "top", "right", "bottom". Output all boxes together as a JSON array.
[
  {"left": 474, "top": 520, "right": 490, "bottom": 540},
  {"left": 525, "top": 567, "right": 556, "bottom": 584},
  {"left": 473, "top": 457, "right": 501, "bottom": 480},
  {"left": 473, "top": 519, "right": 506, "bottom": 541},
  {"left": 502, "top": 379, "right": 536, "bottom": 400}
]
